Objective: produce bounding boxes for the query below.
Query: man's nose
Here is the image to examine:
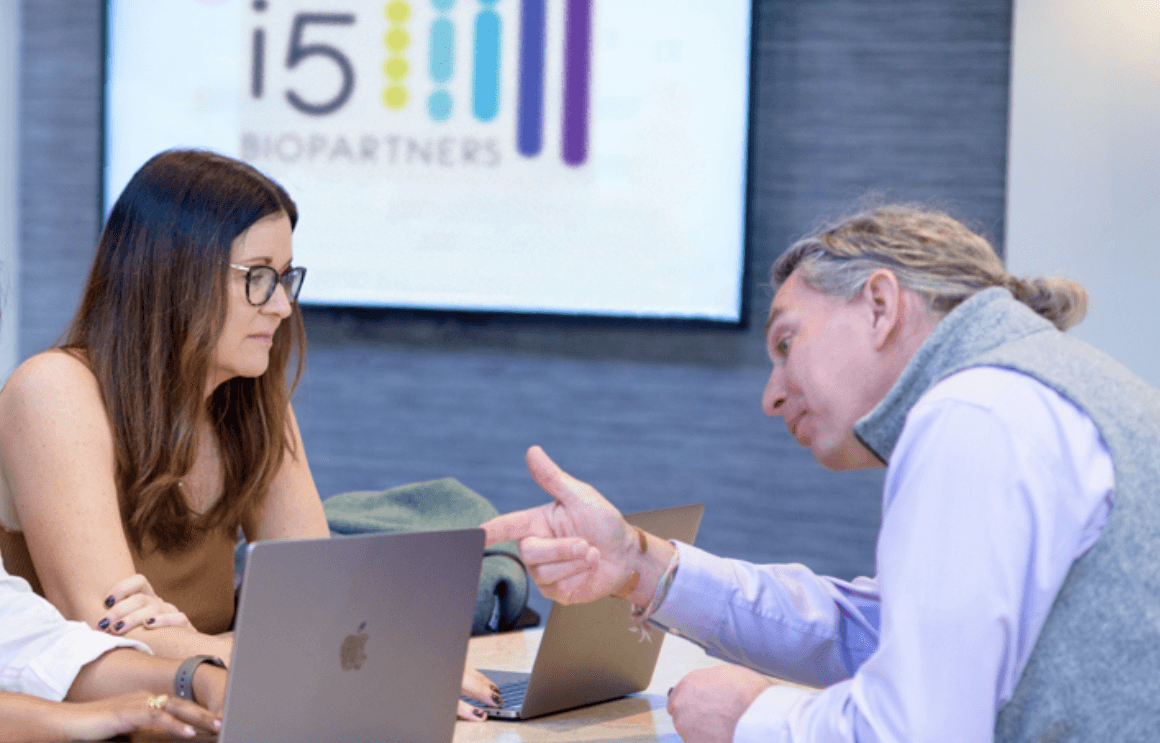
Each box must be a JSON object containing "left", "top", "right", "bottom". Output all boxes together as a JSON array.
[{"left": 762, "top": 367, "right": 787, "bottom": 416}]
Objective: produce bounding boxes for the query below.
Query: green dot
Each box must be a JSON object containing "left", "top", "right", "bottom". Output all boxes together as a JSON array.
[
  {"left": 385, "top": 1, "right": 411, "bottom": 22},
  {"left": 385, "top": 27, "right": 411, "bottom": 51},
  {"left": 383, "top": 85, "right": 409, "bottom": 109},
  {"left": 383, "top": 57, "right": 409, "bottom": 80}
]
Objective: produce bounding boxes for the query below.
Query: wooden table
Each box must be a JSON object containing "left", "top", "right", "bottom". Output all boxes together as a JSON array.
[
  {"left": 125, "top": 627, "right": 809, "bottom": 743},
  {"left": 454, "top": 628, "right": 730, "bottom": 743}
]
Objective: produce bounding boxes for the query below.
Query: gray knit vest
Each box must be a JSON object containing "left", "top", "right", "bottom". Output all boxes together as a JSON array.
[{"left": 852, "top": 287, "right": 1160, "bottom": 742}]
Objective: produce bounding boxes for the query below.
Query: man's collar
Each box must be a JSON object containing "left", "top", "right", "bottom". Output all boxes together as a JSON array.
[{"left": 852, "top": 287, "right": 1053, "bottom": 464}]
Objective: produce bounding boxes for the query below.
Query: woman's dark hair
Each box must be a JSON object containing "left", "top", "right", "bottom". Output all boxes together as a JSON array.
[{"left": 62, "top": 149, "right": 305, "bottom": 553}]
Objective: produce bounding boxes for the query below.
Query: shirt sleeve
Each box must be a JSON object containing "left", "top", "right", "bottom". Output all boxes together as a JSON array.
[
  {"left": 652, "top": 543, "right": 881, "bottom": 688},
  {"left": 0, "top": 569, "right": 151, "bottom": 701}
]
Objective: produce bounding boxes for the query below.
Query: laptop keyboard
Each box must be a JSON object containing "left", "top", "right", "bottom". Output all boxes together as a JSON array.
[
  {"left": 495, "top": 679, "right": 528, "bottom": 710},
  {"left": 463, "top": 678, "right": 529, "bottom": 711}
]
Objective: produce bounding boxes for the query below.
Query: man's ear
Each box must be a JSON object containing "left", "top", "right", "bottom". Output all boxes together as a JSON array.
[{"left": 863, "top": 269, "right": 902, "bottom": 350}]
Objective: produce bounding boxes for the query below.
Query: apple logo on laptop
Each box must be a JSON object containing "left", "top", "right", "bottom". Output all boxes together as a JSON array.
[{"left": 340, "top": 621, "right": 368, "bottom": 671}]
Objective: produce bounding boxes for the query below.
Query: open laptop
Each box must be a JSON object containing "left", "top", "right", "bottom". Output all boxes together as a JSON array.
[
  {"left": 218, "top": 529, "right": 483, "bottom": 743},
  {"left": 479, "top": 503, "right": 703, "bottom": 719}
]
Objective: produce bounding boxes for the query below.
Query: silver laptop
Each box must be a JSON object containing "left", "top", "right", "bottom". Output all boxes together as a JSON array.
[
  {"left": 480, "top": 503, "right": 703, "bottom": 719},
  {"left": 219, "top": 529, "right": 483, "bottom": 743}
]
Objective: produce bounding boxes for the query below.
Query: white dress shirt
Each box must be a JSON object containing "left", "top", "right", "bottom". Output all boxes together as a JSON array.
[
  {"left": 0, "top": 564, "right": 149, "bottom": 701},
  {"left": 653, "top": 367, "right": 1114, "bottom": 743}
]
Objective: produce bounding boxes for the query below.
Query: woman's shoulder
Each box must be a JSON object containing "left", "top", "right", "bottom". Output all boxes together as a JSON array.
[
  {"left": 0, "top": 350, "right": 103, "bottom": 422},
  {"left": 5, "top": 345, "right": 95, "bottom": 389},
  {"left": 0, "top": 351, "right": 114, "bottom": 526}
]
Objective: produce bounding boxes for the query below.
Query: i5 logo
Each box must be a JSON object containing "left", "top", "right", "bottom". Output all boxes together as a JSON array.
[{"left": 248, "top": 0, "right": 592, "bottom": 166}]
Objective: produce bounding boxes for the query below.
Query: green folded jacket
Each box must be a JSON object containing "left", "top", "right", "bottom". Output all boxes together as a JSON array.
[{"left": 323, "top": 478, "right": 529, "bottom": 635}]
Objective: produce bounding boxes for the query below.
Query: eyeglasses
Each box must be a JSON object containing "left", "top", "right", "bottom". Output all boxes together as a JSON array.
[{"left": 230, "top": 264, "right": 307, "bottom": 306}]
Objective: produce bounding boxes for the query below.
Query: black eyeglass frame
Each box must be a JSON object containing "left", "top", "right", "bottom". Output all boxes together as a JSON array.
[{"left": 229, "top": 264, "right": 307, "bottom": 306}]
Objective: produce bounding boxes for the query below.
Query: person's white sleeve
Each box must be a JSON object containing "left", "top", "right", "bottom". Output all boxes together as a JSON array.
[
  {"left": 652, "top": 543, "right": 881, "bottom": 688},
  {"left": 736, "top": 684, "right": 820, "bottom": 743},
  {"left": 0, "top": 571, "right": 150, "bottom": 701}
]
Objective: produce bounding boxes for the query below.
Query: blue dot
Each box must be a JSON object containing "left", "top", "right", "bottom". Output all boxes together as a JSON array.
[
  {"left": 428, "top": 90, "right": 453, "bottom": 121},
  {"left": 431, "top": 0, "right": 455, "bottom": 9}
]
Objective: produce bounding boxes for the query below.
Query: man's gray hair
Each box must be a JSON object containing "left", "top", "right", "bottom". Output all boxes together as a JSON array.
[{"left": 771, "top": 204, "right": 1087, "bottom": 331}]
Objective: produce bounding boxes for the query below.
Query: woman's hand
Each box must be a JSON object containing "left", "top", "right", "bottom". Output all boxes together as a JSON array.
[
  {"left": 97, "top": 574, "right": 194, "bottom": 635},
  {"left": 59, "top": 691, "right": 222, "bottom": 741},
  {"left": 457, "top": 664, "right": 501, "bottom": 721},
  {"left": 191, "top": 663, "right": 229, "bottom": 717}
]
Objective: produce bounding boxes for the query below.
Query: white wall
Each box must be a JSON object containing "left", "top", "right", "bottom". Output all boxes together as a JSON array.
[
  {"left": 0, "top": 1, "right": 19, "bottom": 379},
  {"left": 1007, "top": 0, "right": 1160, "bottom": 386}
]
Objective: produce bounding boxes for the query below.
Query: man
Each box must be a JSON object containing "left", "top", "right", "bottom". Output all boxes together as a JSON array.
[{"left": 483, "top": 205, "right": 1160, "bottom": 742}]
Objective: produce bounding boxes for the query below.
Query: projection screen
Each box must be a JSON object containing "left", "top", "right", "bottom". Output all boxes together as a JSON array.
[{"left": 104, "top": 0, "right": 755, "bottom": 321}]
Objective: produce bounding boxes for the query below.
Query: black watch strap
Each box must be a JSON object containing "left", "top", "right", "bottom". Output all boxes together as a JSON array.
[{"left": 174, "top": 655, "right": 227, "bottom": 703}]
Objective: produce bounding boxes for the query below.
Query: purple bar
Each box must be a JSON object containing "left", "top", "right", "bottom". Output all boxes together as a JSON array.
[
  {"left": 561, "top": 0, "right": 592, "bottom": 166},
  {"left": 517, "top": 0, "right": 546, "bottom": 157}
]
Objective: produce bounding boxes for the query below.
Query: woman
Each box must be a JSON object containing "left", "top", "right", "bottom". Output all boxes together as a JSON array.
[{"left": 0, "top": 149, "right": 498, "bottom": 718}]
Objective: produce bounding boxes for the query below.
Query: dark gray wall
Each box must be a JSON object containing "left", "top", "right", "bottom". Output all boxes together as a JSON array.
[{"left": 18, "top": 1, "right": 1012, "bottom": 616}]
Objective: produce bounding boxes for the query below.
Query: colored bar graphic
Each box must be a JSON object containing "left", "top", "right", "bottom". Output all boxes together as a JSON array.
[
  {"left": 517, "top": 0, "right": 546, "bottom": 157},
  {"left": 561, "top": 0, "right": 592, "bottom": 166},
  {"left": 472, "top": 3, "right": 502, "bottom": 122},
  {"left": 429, "top": 18, "right": 454, "bottom": 84},
  {"left": 383, "top": 1, "right": 412, "bottom": 110},
  {"left": 251, "top": 29, "right": 265, "bottom": 98},
  {"left": 428, "top": 0, "right": 454, "bottom": 122}
]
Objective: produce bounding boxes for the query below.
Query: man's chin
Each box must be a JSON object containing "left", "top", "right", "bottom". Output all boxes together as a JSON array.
[{"left": 813, "top": 439, "right": 883, "bottom": 471}]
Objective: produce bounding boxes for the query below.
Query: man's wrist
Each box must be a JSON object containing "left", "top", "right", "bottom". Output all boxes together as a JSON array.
[
  {"left": 612, "top": 527, "right": 648, "bottom": 599},
  {"left": 622, "top": 532, "right": 678, "bottom": 606}
]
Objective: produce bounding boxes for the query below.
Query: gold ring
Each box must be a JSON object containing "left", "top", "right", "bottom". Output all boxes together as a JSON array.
[{"left": 147, "top": 694, "right": 168, "bottom": 710}]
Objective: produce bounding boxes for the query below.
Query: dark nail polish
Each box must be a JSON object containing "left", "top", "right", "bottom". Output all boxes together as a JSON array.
[
  {"left": 104, "top": 595, "right": 115, "bottom": 608},
  {"left": 98, "top": 618, "right": 109, "bottom": 630},
  {"left": 473, "top": 709, "right": 486, "bottom": 719},
  {"left": 146, "top": 617, "right": 155, "bottom": 625},
  {"left": 491, "top": 694, "right": 503, "bottom": 707},
  {"left": 114, "top": 621, "right": 124, "bottom": 631}
]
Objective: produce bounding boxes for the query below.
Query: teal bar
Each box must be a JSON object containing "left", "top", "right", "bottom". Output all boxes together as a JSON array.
[
  {"left": 472, "top": 10, "right": 501, "bottom": 122},
  {"left": 429, "top": 18, "right": 455, "bottom": 85}
]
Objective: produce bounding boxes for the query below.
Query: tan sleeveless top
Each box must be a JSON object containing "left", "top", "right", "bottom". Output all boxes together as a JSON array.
[{"left": 0, "top": 489, "right": 237, "bottom": 635}]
